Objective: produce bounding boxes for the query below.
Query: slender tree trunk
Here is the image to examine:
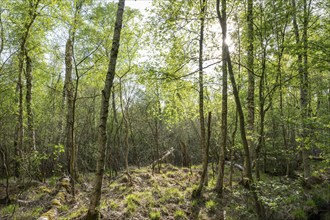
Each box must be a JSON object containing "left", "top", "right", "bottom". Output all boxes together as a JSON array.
[
  {"left": 14, "top": 39, "right": 27, "bottom": 179},
  {"left": 247, "top": 0, "right": 255, "bottom": 167},
  {"left": 25, "top": 51, "right": 36, "bottom": 152},
  {"left": 14, "top": 50, "right": 24, "bottom": 178},
  {"left": 110, "top": 90, "right": 119, "bottom": 176},
  {"left": 0, "top": 10, "right": 3, "bottom": 56},
  {"left": 215, "top": 0, "right": 227, "bottom": 196},
  {"left": 180, "top": 141, "right": 189, "bottom": 167},
  {"left": 255, "top": 98, "right": 264, "bottom": 180},
  {"left": 229, "top": 110, "right": 238, "bottom": 189},
  {"left": 292, "top": 0, "right": 311, "bottom": 178},
  {"left": 152, "top": 86, "right": 162, "bottom": 173},
  {"left": 65, "top": 37, "right": 76, "bottom": 193},
  {"left": 86, "top": 0, "right": 125, "bottom": 218},
  {"left": 278, "top": 39, "right": 289, "bottom": 177},
  {"left": 128, "top": 108, "right": 137, "bottom": 167},
  {"left": 154, "top": 118, "right": 160, "bottom": 172},
  {"left": 119, "top": 78, "right": 132, "bottom": 182},
  {"left": 301, "top": 0, "right": 311, "bottom": 178},
  {"left": 0, "top": 148, "right": 10, "bottom": 204},
  {"left": 13, "top": 0, "right": 40, "bottom": 178},
  {"left": 273, "top": 12, "right": 290, "bottom": 175},
  {"left": 58, "top": 75, "right": 66, "bottom": 145},
  {"left": 226, "top": 42, "right": 266, "bottom": 220},
  {"left": 216, "top": 8, "right": 265, "bottom": 219},
  {"left": 205, "top": 112, "right": 212, "bottom": 186},
  {"left": 194, "top": 0, "right": 207, "bottom": 198},
  {"left": 255, "top": 43, "right": 266, "bottom": 180},
  {"left": 64, "top": 1, "right": 84, "bottom": 196}
]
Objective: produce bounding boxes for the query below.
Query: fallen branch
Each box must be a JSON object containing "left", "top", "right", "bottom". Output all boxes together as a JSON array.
[
  {"left": 225, "top": 161, "right": 244, "bottom": 171},
  {"left": 149, "top": 147, "right": 175, "bottom": 168}
]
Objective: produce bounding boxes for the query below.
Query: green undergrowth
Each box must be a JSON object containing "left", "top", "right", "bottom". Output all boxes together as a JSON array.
[{"left": 1, "top": 163, "right": 329, "bottom": 219}]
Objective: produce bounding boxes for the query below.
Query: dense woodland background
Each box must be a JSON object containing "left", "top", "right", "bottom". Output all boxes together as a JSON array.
[{"left": 0, "top": 0, "right": 329, "bottom": 219}]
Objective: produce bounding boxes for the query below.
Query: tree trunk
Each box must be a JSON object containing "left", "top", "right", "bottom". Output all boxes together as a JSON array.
[
  {"left": 255, "top": 42, "right": 266, "bottom": 180},
  {"left": 25, "top": 51, "right": 36, "bottom": 152},
  {"left": 65, "top": 37, "right": 76, "bottom": 196},
  {"left": 226, "top": 41, "right": 266, "bottom": 220},
  {"left": 193, "top": 0, "right": 207, "bottom": 198},
  {"left": 154, "top": 110, "right": 160, "bottom": 172},
  {"left": 13, "top": 0, "right": 40, "bottom": 179},
  {"left": 229, "top": 110, "right": 238, "bottom": 189},
  {"left": 246, "top": 0, "right": 255, "bottom": 166},
  {"left": 110, "top": 90, "right": 119, "bottom": 177},
  {"left": 277, "top": 28, "right": 289, "bottom": 177},
  {"left": 86, "top": 0, "right": 125, "bottom": 218},
  {"left": 205, "top": 112, "right": 212, "bottom": 186},
  {"left": 215, "top": 0, "right": 227, "bottom": 197},
  {"left": 14, "top": 49, "right": 24, "bottom": 178},
  {"left": 292, "top": 0, "right": 311, "bottom": 178},
  {"left": 211, "top": 12, "right": 266, "bottom": 217},
  {"left": 119, "top": 78, "right": 132, "bottom": 183},
  {"left": 64, "top": 0, "right": 85, "bottom": 196},
  {"left": 180, "top": 141, "right": 189, "bottom": 167},
  {"left": 0, "top": 148, "right": 10, "bottom": 204},
  {"left": 301, "top": 0, "right": 311, "bottom": 178}
]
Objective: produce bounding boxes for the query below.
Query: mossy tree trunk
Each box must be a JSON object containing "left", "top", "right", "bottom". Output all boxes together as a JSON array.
[
  {"left": 246, "top": 0, "right": 255, "bottom": 168},
  {"left": 14, "top": 0, "right": 40, "bottom": 178},
  {"left": 25, "top": 51, "right": 36, "bottom": 152}
]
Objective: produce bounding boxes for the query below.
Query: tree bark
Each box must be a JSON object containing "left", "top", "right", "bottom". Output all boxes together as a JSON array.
[
  {"left": 194, "top": 0, "right": 207, "bottom": 198},
  {"left": 64, "top": 0, "right": 84, "bottom": 196},
  {"left": 119, "top": 78, "right": 132, "bottom": 183},
  {"left": 226, "top": 41, "right": 266, "bottom": 220},
  {"left": 292, "top": 0, "right": 311, "bottom": 178},
  {"left": 180, "top": 141, "right": 189, "bottom": 167},
  {"left": 215, "top": 0, "right": 227, "bottom": 197},
  {"left": 13, "top": 0, "right": 40, "bottom": 177},
  {"left": 65, "top": 37, "right": 76, "bottom": 195},
  {"left": 214, "top": 6, "right": 266, "bottom": 217},
  {"left": 110, "top": 90, "right": 120, "bottom": 177},
  {"left": 25, "top": 51, "right": 36, "bottom": 152},
  {"left": 229, "top": 110, "right": 238, "bottom": 189},
  {"left": 86, "top": 0, "right": 125, "bottom": 218},
  {"left": 246, "top": 0, "right": 255, "bottom": 167},
  {"left": 0, "top": 148, "right": 10, "bottom": 204},
  {"left": 205, "top": 111, "right": 212, "bottom": 186},
  {"left": 14, "top": 49, "right": 24, "bottom": 177},
  {"left": 275, "top": 15, "right": 289, "bottom": 176},
  {"left": 255, "top": 37, "right": 266, "bottom": 180}
]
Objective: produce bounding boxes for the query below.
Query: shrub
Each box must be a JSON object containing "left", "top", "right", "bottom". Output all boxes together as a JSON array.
[
  {"left": 110, "top": 201, "right": 119, "bottom": 210},
  {"left": 149, "top": 210, "right": 161, "bottom": 220},
  {"left": 174, "top": 209, "right": 187, "bottom": 219},
  {"left": 292, "top": 208, "right": 307, "bottom": 220},
  {"left": 160, "top": 188, "right": 183, "bottom": 203},
  {"left": 1, "top": 204, "right": 17, "bottom": 215},
  {"left": 125, "top": 194, "right": 140, "bottom": 213},
  {"left": 206, "top": 200, "right": 216, "bottom": 213}
]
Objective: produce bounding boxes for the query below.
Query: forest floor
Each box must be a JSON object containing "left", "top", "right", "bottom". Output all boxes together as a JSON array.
[{"left": 0, "top": 163, "right": 329, "bottom": 220}]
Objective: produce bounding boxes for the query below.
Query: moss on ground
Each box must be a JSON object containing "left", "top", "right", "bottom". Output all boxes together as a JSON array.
[{"left": 1, "top": 164, "right": 329, "bottom": 220}]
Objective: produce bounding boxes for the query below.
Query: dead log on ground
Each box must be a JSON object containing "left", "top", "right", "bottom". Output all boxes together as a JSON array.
[
  {"left": 38, "top": 177, "right": 71, "bottom": 220},
  {"left": 149, "top": 147, "right": 174, "bottom": 168},
  {"left": 225, "top": 161, "right": 243, "bottom": 171}
]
